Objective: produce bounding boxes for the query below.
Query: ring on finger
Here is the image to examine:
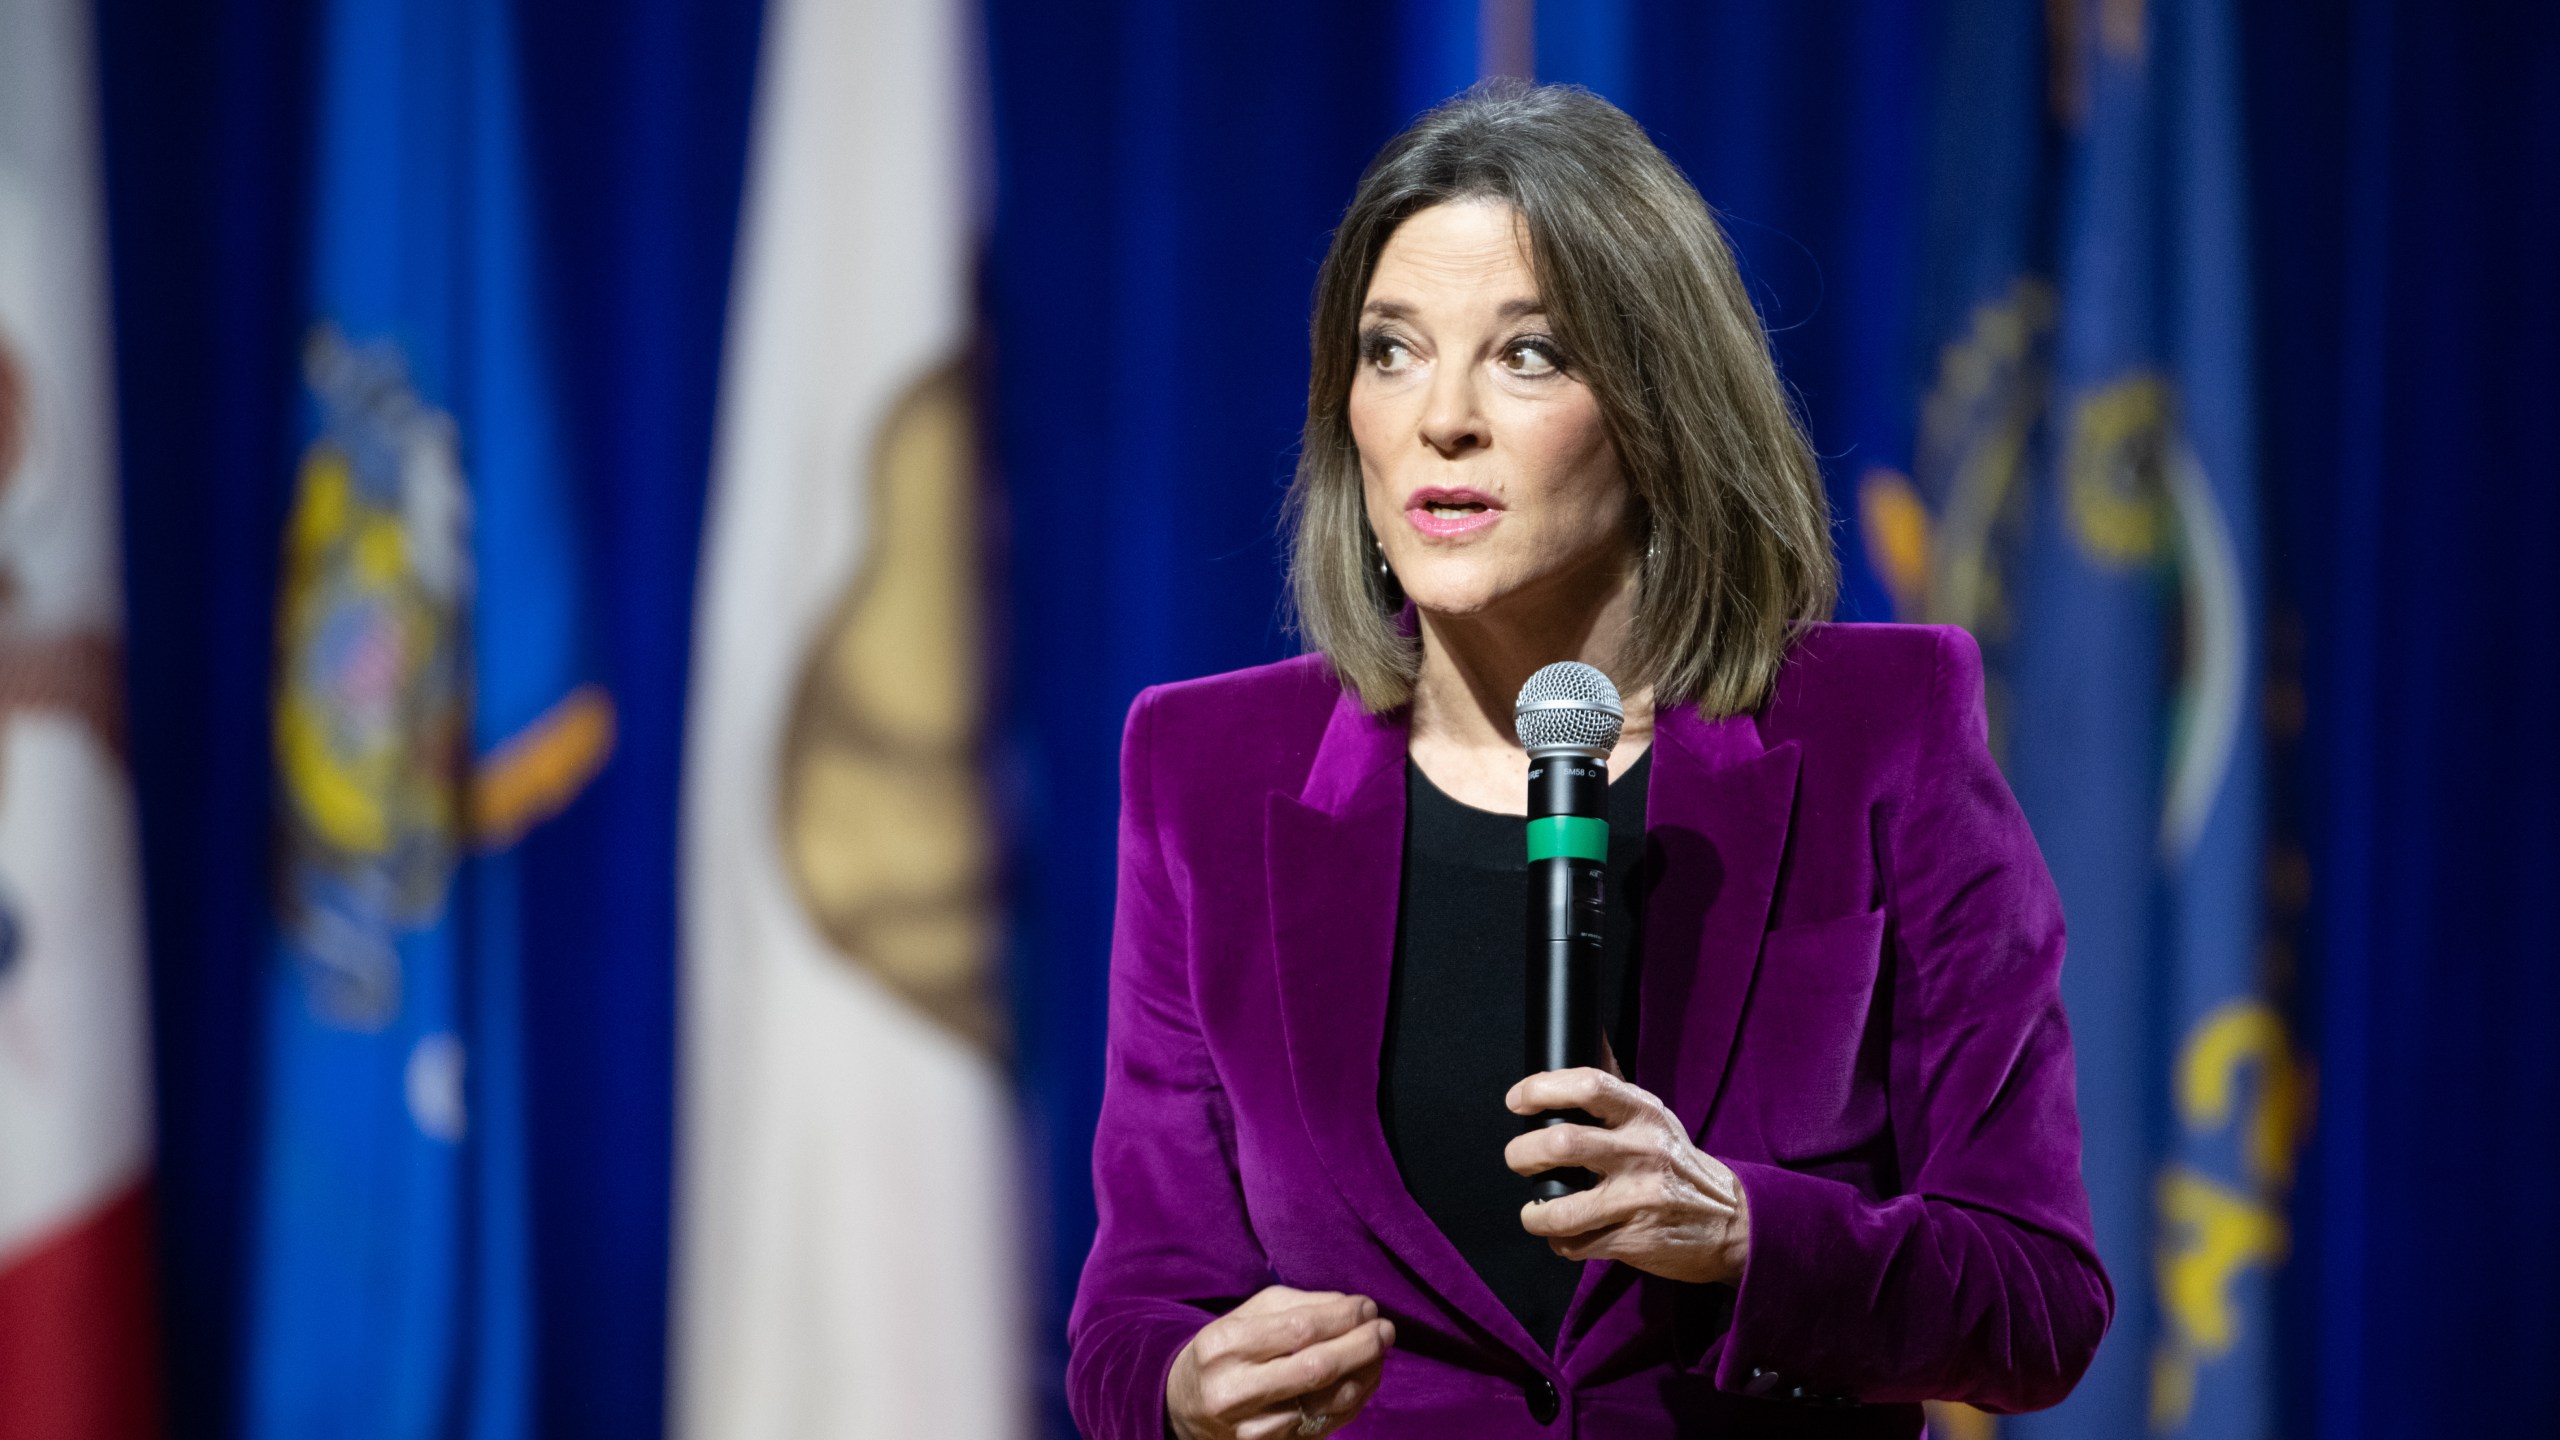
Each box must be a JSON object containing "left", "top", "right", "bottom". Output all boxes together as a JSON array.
[{"left": 1295, "top": 1400, "right": 1330, "bottom": 1436}]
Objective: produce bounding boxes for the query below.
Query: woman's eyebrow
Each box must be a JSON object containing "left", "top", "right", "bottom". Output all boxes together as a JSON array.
[{"left": 1360, "top": 297, "right": 1548, "bottom": 320}]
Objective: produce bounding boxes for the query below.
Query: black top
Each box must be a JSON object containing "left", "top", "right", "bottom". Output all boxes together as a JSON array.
[{"left": 1378, "top": 749, "right": 1652, "bottom": 1353}]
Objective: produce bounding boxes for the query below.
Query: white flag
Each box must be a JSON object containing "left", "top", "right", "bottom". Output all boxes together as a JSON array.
[
  {"left": 0, "top": 0, "right": 159, "bottom": 1431},
  {"left": 673, "top": 0, "right": 1021, "bottom": 1435}
]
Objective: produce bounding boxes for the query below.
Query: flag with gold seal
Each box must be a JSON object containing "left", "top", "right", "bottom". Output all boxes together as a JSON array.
[
  {"left": 1857, "top": 1, "right": 2305, "bottom": 1436},
  {"left": 245, "top": 0, "right": 610, "bottom": 1434}
]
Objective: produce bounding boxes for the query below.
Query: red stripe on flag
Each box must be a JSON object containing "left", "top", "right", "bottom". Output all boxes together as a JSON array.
[{"left": 0, "top": 1180, "right": 161, "bottom": 1440}]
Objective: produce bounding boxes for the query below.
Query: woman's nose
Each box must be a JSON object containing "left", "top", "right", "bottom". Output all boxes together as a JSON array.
[{"left": 1417, "top": 368, "right": 1488, "bottom": 458}]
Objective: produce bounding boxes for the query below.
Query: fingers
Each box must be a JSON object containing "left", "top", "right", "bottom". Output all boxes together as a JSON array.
[
  {"left": 1200, "top": 1291, "right": 1375, "bottom": 1366},
  {"left": 1176, "top": 1290, "right": 1395, "bottom": 1440},
  {"left": 1518, "top": 1173, "right": 1647, "bottom": 1239},
  {"left": 1505, "top": 1067, "right": 1659, "bottom": 1126},
  {"left": 1315, "top": 1356, "right": 1385, "bottom": 1418},
  {"left": 1203, "top": 1317, "right": 1396, "bottom": 1421},
  {"left": 1232, "top": 1408, "right": 1315, "bottom": 1440},
  {"left": 1542, "top": 1219, "right": 1630, "bottom": 1262},
  {"left": 1306, "top": 1356, "right": 1388, "bottom": 1434},
  {"left": 1502, "top": 1116, "right": 1651, "bottom": 1178},
  {"left": 1230, "top": 1357, "right": 1386, "bottom": 1440}
]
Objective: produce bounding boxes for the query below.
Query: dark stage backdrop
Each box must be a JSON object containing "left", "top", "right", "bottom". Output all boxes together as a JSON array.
[
  {"left": 97, "top": 2, "right": 762, "bottom": 1436},
  {"left": 2249, "top": 4, "right": 2560, "bottom": 1438},
  {"left": 95, "top": 4, "right": 310, "bottom": 1432}
]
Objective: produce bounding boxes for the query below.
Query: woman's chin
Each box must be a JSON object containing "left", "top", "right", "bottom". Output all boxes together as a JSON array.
[
  {"left": 1398, "top": 578, "right": 1510, "bottom": 620},
  {"left": 1402, "top": 558, "right": 1618, "bottom": 627}
]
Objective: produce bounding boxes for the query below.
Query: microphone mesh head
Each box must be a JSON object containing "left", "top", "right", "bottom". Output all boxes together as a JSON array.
[{"left": 1514, "top": 662, "right": 1624, "bottom": 754}]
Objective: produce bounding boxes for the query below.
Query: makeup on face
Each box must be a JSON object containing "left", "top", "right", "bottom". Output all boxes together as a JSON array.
[
  {"left": 1348, "top": 199, "right": 1633, "bottom": 618},
  {"left": 1403, "top": 486, "right": 1505, "bottom": 539}
]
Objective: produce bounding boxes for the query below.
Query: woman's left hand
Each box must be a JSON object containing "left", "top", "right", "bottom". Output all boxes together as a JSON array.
[{"left": 1503, "top": 1068, "right": 1752, "bottom": 1286}]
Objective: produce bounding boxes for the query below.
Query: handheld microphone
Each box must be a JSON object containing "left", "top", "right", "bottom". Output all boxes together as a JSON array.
[{"left": 1514, "top": 661, "right": 1623, "bottom": 1203}]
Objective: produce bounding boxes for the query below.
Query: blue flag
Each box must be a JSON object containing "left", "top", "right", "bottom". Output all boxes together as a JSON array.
[
  {"left": 1858, "top": 1, "right": 2305, "bottom": 1435},
  {"left": 247, "top": 0, "right": 610, "bottom": 1434}
]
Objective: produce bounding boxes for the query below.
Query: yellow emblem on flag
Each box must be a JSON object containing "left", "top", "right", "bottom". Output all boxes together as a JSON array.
[
  {"left": 2149, "top": 998, "right": 2310, "bottom": 1429},
  {"left": 273, "top": 328, "right": 469, "bottom": 1027},
  {"left": 2063, "top": 373, "right": 2175, "bottom": 568}
]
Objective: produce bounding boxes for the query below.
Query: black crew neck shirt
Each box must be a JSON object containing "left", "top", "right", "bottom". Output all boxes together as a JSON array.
[{"left": 1378, "top": 749, "right": 1652, "bottom": 1353}]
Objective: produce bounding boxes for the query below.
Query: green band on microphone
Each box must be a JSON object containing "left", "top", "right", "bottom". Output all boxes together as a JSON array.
[{"left": 1525, "top": 815, "right": 1610, "bottom": 863}]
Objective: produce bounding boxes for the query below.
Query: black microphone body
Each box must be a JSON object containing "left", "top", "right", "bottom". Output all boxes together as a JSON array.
[{"left": 1525, "top": 750, "right": 1610, "bottom": 1202}]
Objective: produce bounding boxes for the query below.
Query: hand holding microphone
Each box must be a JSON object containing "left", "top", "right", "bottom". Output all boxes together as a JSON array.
[
  {"left": 1503, "top": 1066, "right": 1753, "bottom": 1285},
  {"left": 1504, "top": 663, "right": 1752, "bottom": 1285}
]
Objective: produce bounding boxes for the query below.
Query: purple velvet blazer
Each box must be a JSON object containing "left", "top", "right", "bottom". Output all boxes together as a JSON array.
[{"left": 1067, "top": 623, "right": 2110, "bottom": 1439}]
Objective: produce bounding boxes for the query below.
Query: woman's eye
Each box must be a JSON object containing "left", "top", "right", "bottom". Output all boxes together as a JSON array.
[
  {"left": 1365, "top": 337, "right": 1415, "bottom": 374},
  {"left": 1501, "top": 340, "right": 1562, "bottom": 376}
]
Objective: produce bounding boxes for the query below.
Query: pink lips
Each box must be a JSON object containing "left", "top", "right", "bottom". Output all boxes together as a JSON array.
[{"left": 1404, "top": 487, "right": 1504, "bottom": 538}]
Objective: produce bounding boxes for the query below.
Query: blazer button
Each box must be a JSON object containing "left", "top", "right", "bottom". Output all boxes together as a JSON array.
[{"left": 1525, "top": 1376, "right": 1561, "bottom": 1424}]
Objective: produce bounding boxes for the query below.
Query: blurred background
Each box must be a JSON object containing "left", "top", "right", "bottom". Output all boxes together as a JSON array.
[{"left": 0, "top": 0, "right": 2553, "bottom": 1438}]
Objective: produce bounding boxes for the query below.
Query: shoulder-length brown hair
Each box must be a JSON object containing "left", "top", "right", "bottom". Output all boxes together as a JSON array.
[{"left": 1286, "top": 81, "right": 1837, "bottom": 717}]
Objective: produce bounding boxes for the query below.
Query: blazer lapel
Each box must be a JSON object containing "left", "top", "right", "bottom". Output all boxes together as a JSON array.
[
  {"left": 1634, "top": 705, "right": 1802, "bottom": 1142},
  {"left": 1266, "top": 690, "right": 1549, "bottom": 1360}
]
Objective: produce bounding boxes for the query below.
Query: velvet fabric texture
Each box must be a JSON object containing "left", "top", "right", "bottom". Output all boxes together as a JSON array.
[{"left": 1067, "top": 623, "right": 2111, "bottom": 1438}]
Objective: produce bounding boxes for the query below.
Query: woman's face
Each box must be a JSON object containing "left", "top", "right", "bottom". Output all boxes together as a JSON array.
[{"left": 1349, "top": 198, "right": 1633, "bottom": 623}]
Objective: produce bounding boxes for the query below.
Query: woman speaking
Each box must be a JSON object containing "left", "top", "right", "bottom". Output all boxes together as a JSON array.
[{"left": 1067, "top": 84, "right": 2110, "bottom": 1439}]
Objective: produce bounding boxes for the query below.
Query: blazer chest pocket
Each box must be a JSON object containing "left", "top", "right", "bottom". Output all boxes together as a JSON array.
[{"left": 1727, "top": 908, "right": 1888, "bottom": 1161}]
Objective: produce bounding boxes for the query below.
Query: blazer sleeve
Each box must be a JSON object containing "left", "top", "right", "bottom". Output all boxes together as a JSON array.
[
  {"left": 1712, "top": 627, "right": 2115, "bottom": 1412},
  {"left": 1066, "top": 687, "right": 1274, "bottom": 1440}
]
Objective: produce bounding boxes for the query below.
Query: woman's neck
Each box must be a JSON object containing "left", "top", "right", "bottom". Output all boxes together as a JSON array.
[{"left": 1407, "top": 557, "right": 1655, "bottom": 814}]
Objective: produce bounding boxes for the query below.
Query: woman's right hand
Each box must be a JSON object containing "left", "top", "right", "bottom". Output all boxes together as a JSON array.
[{"left": 1165, "top": 1286, "right": 1396, "bottom": 1440}]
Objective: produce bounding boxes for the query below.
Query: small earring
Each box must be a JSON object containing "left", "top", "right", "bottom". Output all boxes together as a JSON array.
[
  {"left": 1645, "top": 527, "right": 1661, "bottom": 572},
  {"left": 1375, "top": 537, "right": 1392, "bottom": 579}
]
